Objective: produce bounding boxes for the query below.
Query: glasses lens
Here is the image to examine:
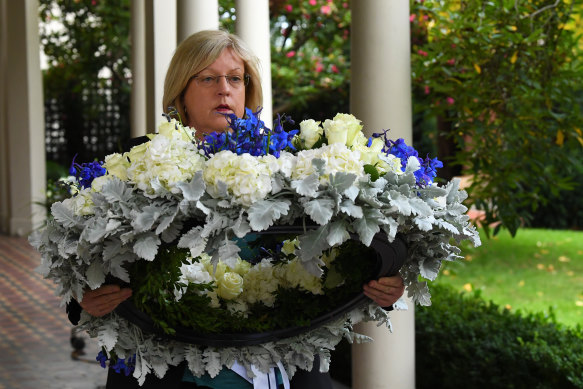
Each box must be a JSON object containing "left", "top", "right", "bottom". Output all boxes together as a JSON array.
[{"left": 194, "top": 74, "right": 249, "bottom": 88}]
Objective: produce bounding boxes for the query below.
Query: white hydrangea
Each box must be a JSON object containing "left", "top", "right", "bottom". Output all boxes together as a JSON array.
[
  {"left": 125, "top": 120, "right": 204, "bottom": 196},
  {"left": 61, "top": 187, "right": 94, "bottom": 216},
  {"left": 377, "top": 153, "right": 405, "bottom": 175},
  {"left": 275, "top": 258, "right": 323, "bottom": 295},
  {"left": 292, "top": 143, "right": 364, "bottom": 184},
  {"left": 203, "top": 150, "right": 273, "bottom": 206},
  {"left": 275, "top": 151, "right": 296, "bottom": 178},
  {"left": 239, "top": 259, "right": 279, "bottom": 307},
  {"left": 174, "top": 259, "right": 213, "bottom": 301}
]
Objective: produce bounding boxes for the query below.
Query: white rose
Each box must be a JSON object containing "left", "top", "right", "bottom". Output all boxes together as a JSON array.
[
  {"left": 217, "top": 272, "right": 244, "bottom": 300},
  {"left": 323, "top": 118, "right": 347, "bottom": 145},
  {"left": 103, "top": 153, "right": 130, "bottom": 181},
  {"left": 299, "top": 119, "right": 323, "bottom": 149},
  {"left": 323, "top": 113, "right": 363, "bottom": 146}
]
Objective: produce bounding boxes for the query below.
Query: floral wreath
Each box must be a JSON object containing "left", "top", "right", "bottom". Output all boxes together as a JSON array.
[{"left": 30, "top": 109, "right": 480, "bottom": 385}]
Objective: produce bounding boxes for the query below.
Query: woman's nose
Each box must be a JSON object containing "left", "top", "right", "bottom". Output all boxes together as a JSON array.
[{"left": 216, "top": 77, "right": 231, "bottom": 94}]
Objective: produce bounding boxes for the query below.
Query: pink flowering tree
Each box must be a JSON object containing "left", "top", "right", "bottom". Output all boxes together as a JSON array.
[{"left": 221, "top": 0, "right": 352, "bottom": 121}]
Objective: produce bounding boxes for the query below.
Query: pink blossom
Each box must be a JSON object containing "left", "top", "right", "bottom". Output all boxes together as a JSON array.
[
  {"left": 417, "top": 49, "right": 428, "bottom": 57},
  {"left": 424, "top": 85, "right": 430, "bottom": 95},
  {"left": 309, "top": 0, "right": 317, "bottom": 5},
  {"left": 285, "top": 4, "right": 293, "bottom": 12},
  {"left": 446, "top": 97, "right": 455, "bottom": 105},
  {"left": 286, "top": 51, "right": 296, "bottom": 58},
  {"left": 410, "top": 14, "right": 416, "bottom": 22},
  {"left": 321, "top": 5, "right": 331, "bottom": 15},
  {"left": 447, "top": 58, "right": 455, "bottom": 65},
  {"left": 343, "top": 2, "right": 348, "bottom": 8},
  {"left": 331, "top": 64, "right": 339, "bottom": 74},
  {"left": 91, "top": 0, "right": 97, "bottom": 5},
  {"left": 315, "top": 62, "right": 324, "bottom": 73}
]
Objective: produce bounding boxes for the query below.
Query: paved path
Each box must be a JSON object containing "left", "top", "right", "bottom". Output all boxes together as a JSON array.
[{"left": 0, "top": 234, "right": 107, "bottom": 389}]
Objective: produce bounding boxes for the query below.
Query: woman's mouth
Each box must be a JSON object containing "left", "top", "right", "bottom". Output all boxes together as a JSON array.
[{"left": 215, "top": 104, "right": 232, "bottom": 113}]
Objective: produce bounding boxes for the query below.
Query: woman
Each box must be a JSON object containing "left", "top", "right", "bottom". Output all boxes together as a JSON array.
[{"left": 73, "top": 30, "right": 405, "bottom": 388}]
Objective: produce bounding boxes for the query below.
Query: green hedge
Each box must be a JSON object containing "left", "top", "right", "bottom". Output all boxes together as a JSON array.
[
  {"left": 416, "top": 285, "right": 583, "bottom": 388},
  {"left": 329, "top": 285, "right": 583, "bottom": 388}
]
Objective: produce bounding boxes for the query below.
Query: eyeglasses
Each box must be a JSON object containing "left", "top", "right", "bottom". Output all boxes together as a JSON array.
[{"left": 192, "top": 73, "right": 250, "bottom": 88}]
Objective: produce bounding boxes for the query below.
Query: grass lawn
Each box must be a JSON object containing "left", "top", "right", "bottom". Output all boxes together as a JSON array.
[{"left": 434, "top": 228, "right": 583, "bottom": 328}]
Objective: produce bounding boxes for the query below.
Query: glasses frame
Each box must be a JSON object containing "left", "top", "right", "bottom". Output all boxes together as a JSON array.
[{"left": 191, "top": 73, "right": 250, "bottom": 88}]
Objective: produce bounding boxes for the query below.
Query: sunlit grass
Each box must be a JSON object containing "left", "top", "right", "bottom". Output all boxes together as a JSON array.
[{"left": 435, "top": 228, "right": 583, "bottom": 328}]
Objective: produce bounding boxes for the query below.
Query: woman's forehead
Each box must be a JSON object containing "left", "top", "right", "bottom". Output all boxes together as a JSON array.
[{"left": 202, "top": 48, "right": 244, "bottom": 73}]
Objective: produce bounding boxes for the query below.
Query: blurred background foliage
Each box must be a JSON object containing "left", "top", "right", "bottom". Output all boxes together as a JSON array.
[{"left": 39, "top": 0, "right": 583, "bottom": 235}]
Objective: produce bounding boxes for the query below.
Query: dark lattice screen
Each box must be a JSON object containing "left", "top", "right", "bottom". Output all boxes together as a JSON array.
[{"left": 44, "top": 78, "right": 131, "bottom": 169}]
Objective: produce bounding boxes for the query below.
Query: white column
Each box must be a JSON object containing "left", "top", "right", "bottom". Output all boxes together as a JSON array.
[
  {"left": 130, "top": 0, "right": 147, "bottom": 138},
  {"left": 235, "top": 0, "right": 273, "bottom": 128},
  {"left": 350, "top": 1, "right": 415, "bottom": 389},
  {"left": 0, "top": 0, "right": 10, "bottom": 233},
  {"left": 177, "top": 0, "right": 219, "bottom": 42},
  {"left": 145, "top": 0, "right": 177, "bottom": 132},
  {"left": 0, "top": 0, "right": 46, "bottom": 236}
]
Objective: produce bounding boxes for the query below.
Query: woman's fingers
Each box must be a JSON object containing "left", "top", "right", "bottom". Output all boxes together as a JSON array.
[
  {"left": 79, "top": 285, "right": 132, "bottom": 317},
  {"left": 363, "top": 275, "right": 405, "bottom": 308}
]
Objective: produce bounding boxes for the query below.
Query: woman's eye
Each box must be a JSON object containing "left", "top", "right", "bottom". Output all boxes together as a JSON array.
[
  {"left": 229, "top": 76, "right": 242, "bottom": 83},
  {"left": 201, "top": 76, "right": 216, "bottom": 83}
]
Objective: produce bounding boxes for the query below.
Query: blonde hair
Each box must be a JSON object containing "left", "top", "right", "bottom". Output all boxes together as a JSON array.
[{"left": 163, "top": 30, "right": 263, "bottom": 123}]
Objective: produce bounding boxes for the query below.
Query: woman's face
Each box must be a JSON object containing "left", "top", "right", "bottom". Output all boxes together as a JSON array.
[{"left": 182, "top": 48, "right": 246, "bottom": 134}]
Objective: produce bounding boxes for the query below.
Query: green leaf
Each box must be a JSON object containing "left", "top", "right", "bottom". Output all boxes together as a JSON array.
[{"left": 363, "top": 164, "right": 380, "bottom": 181}]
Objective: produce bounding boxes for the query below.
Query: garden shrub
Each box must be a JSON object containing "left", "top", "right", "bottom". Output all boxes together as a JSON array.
[
  {"left": 415, "top": 285, "right": 583, "bottom": 389},
  {"left": 329, "top": 284, "right": 583, "bottom": 388}
]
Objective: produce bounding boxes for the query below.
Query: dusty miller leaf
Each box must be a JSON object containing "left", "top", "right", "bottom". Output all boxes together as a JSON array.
[
  {"left": 291, "top": 174, "right": 320, "bottom": 198},
  {"left": 51, "top": 202, "right": 82, "bottom": 228},
  {"left": 339, "top": 200, "right": 363, "bottom": 218},
  {"left": 86, "top": 260, "right": 106, "bottom": 289},
  {"left": 133, "top": 233, "right": 161, "bottom": 261},
  {"left": 329, "top": 172, "right": 357, "bottom": 193},
  {"left": 133, "top": 205, "right": 161, "bottom": 233},
  {"left": 354, "top": 208, "right": 383, "bottom": 246},
  {"left": 304, "top": 198, "right": 335, "bottom": 225},
  {"left": 298, "top": 225, "right": 330, "bottom": 262},
  {"left": 177, "top": 172, "right": 206, "bottom": 201},
  {"left": 327, "top": 220, "right": 350, "bottom": 247},
  {"left": 247, "top": 199, "right": 290, "bottom": 231},
  {"left": 97, "top": 323, "right": 118, "bottom": 351}
]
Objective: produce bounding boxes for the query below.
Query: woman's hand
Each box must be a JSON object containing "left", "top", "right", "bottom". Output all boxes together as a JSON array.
[
  {"left": 78, "top": 284, "right": 132, "bottom": 317},
  {"left": 363, "top": 275, "right": 405, "bottom": 308}
]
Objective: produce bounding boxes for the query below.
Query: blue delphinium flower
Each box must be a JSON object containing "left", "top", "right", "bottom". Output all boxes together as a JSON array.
[
  {"left": 69, "top": 154, "right": 106, "bottom": 189},
  {"left": 96, "top": 351, "right": 108, "bottom": 369},
  {"left": 96, "top": 351, "right": 136, "bottom": 376},
  {"left": 198, "top": 108, "right": 298, "bottom": 158},
  {"left": 373, "top": 130, "right": 442, "bottom": 187}
]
